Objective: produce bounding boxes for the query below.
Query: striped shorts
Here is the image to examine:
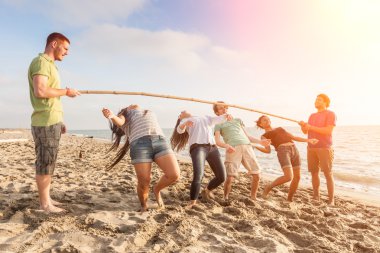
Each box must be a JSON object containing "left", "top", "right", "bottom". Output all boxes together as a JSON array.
[{"left": 31, "top": 122, "right": 62, "bottom": 175}]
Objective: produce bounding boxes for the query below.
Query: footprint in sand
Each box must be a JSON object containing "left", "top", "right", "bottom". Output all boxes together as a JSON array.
[
  {"left": 153, "top": 213, "right": 171, "bottom": 223},
  {"left": 348, "top": 222, "right": 371, "bottom": 229},
  {"left": 223, "top": 206, "right": 242, "bottom": 216},
  {"left": 233, "top": 220, "right": 255, "bottom": 233}
]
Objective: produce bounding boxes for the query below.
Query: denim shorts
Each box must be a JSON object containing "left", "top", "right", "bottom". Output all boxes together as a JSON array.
[
  {"left": 277, "top": 143, "right": 301, "bottom": 169},
  {"left": 129, "top": 135, "right": 174, "bottom": 164}
]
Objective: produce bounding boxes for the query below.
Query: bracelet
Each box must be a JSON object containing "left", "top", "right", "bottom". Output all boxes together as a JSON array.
[{"left": 65, "top": 88, "right": 70, "bottom": 96}]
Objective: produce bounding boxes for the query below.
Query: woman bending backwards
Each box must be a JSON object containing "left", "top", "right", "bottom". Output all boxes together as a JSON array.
[
  {"left": 256, "top": 115, "right": 318, "bottom": 201},
  {"left": 171, "top": 110, "right": 232, "bottom": 209}
]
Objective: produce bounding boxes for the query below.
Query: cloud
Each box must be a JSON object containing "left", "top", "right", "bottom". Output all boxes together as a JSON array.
[
  {"left": 75, "top": 24, "right": 257, "bottom": 75},
  {"left": 1, "top": 0, "right": 146, "bottom": 26},
  {"left": 77, "top": 24, "right": 210, "bottom": 72},
  {"left": 49, "top": 0, "right": 146, "bottom": 26}
]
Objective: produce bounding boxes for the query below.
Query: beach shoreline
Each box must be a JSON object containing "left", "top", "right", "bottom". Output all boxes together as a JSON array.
[{"left": 1, "top": 129, "right": 380, "bottom": 252}]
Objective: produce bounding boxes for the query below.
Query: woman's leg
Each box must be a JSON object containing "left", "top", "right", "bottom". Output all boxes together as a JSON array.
[
  {"left": 287, "top": 166, "right": 300, "bottom": 201},
  {"left": 134, "top": 163, "right": 152, "bottom": 212},
  {"left": 263, "top": 167, "right": 293, "bottom": 198},
  {"left": 206, "top": 147, "right": 226, "bottom": 193},
  {"left": 188, "top": 147, "right": 207, "bottom": 206},
  {"left": 154, "top": 153, "right": 180, "bottom": 207}
]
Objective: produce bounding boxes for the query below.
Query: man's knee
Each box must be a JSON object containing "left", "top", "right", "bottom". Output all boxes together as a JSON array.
[
  {"left": 226, "top": 176, "right": 234, "bottom": 183},
  {"left": 323, "top": 170, "right": 334, "bottom": 181},
  {"left": 252, "top": 173, "right": 260, "bottom": 181},
  {"left": 311, "top": 171, "right": 319, "bottom": 178}
]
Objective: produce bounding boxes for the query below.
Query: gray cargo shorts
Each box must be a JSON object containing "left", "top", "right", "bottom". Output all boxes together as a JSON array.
[{"left": 31, "top": 122, "right": 62, "bottom": 175}]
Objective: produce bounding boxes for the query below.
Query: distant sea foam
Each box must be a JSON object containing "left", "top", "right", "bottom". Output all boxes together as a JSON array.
[{"left": 69, "top": 125, "right": 380, "bottom": 195}]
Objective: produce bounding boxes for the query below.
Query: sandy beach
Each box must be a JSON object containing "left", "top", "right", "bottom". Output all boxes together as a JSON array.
[{"left": 1, "top": 129, "right": 379, "bottom": 253}]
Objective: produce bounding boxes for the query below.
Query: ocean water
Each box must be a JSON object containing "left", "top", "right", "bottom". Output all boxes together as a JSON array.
[{"left": 69, "top": 126, "right": 380, "bottom": 194}]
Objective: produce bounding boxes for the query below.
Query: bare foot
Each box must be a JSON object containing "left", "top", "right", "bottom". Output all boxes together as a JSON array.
[
  {"left": 185, "top": 200, "right": 197, "bottom": 209},
  {"left": 262, "top": 184, "right": 271, "bottom": 199},
  {"left": 138, "top": 206, "right": 149, "bottom": 213},
  {"left": 208, "top": 190, "right": 215, "bottom": 199},
  {"left": 250, "top": 195, "right": 257, "bottom": 201},
  {"left": 202, "top": 188, "right": 215, "bottom": 200},
  {"left": 223, "top": 197, "right": 231, "bottom": 206},
  {"left": 201, "top": 189, "right": 211, "bottom": 201},
  {"left": 153, "top": 186, "right": 165, "bottom": 209},
  {"left": 50, "top": 198, "right": 63, "bottom": 206},
  {"left": 327, "top": 200, "right": 335, "bottom": 206},
  {"left": 41, "top": 204, "right": 66, "bottom": 213}
]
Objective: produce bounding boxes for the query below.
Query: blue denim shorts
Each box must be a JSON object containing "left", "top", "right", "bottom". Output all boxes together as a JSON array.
[
  {"left": 277, "top": 143, "right": 301, "bottom": 169},
  {"left": 129, "top": 135, "right": 174, "bottom": 164}
]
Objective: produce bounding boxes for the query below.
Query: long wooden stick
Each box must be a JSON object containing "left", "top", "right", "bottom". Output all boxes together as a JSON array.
[{"left": 79, "top": 90, "right": 300, "bottom": 123}]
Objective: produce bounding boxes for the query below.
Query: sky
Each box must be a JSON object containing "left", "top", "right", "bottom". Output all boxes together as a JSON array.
[{"left": 1, "top": 0, "right": 379, "bottom": 130}]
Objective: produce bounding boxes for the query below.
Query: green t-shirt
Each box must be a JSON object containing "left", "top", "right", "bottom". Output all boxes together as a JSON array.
[
  {"left": 28, "top": 53, "right": 63, "bottom": 126},
  {"left": 214, "top": 118, "right": 250, "bottom": 146}
]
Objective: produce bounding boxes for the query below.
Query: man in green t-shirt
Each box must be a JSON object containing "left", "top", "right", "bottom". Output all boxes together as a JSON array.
[
  {"left": 28, "top": 32, "right": 80, "bottom": 213},
  {"left": 213, "top": 102, "right": 270, "bottom": 201}
]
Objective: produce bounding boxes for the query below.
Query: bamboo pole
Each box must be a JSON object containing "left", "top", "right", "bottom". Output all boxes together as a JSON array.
[{"left": 78, "top": 90, "right": 300, "bottom": 123}]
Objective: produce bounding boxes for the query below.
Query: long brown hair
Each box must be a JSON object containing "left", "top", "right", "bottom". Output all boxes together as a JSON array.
[
  {"left": 107, "top": 107, "right": 129, "bottom": 170},
  {"left": 170, "top": 118, "right": 189, "bottom": 152}
]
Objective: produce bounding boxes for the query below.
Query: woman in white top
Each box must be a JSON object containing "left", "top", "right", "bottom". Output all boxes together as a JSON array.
[
  {"left": 171, "top": 110, "right": 232, "bottom": 208},
  {"left": 102, "top": 105, "right": 180, "bottom": 212}
]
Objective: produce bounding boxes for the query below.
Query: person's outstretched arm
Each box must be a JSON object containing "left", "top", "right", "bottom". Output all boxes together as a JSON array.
[
  {"left": 177, "top": 120, "right": 193, "bottom": 134},
  {"left": 208, "top": 114, "right": 233, "bottom": 126},
  {"left": 102, "top": 108, "right": 125, "bottom": 127},
  {"left": 242, "top": 127, "right": 271, "bottom": 147},
  {"left": 257, "top": 137, "right": 271, "bottom": 154},
  {"left": 289, "top": 133, "right": 319, "bottom": 145},
  {"left": 33, "top": 75, "right": 80, "bottom": 98}
]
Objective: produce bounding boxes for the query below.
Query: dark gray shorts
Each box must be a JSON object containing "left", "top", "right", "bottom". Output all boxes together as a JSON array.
[
  {"left": 31, "top": 122, "right": 62, "bottom": 175},
  {"left": 277, "top": 144, "right": 301, "bottom": 169}
]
